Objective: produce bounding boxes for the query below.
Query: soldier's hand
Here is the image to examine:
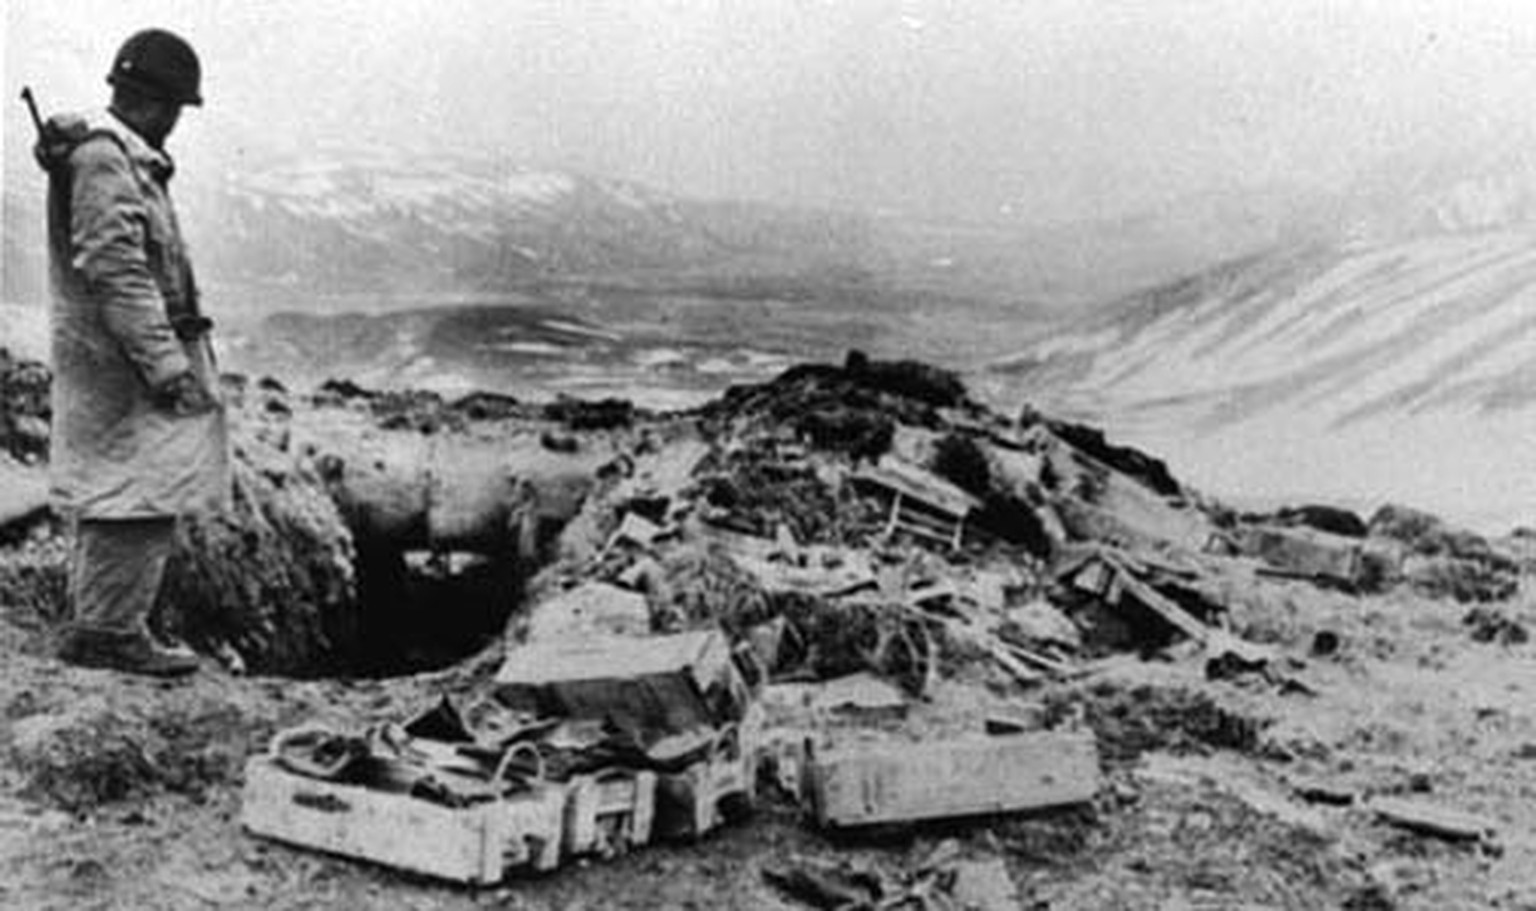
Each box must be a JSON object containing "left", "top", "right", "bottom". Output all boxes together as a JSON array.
[
  {"left": 152, "top": 371, "right": 220, "bottom": 417},
  {"left": 32, "top": 113, "right": 90, "bottom": 173}
]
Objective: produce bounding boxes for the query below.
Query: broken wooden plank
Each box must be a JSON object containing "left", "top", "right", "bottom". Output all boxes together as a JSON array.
[
  {"left": 809, "top": 730, "right": 1100, "bottom": 827},
  {"left": 1370, "top": 796, "right": 1498, "bottom": 843},
  {"left": 899, "top": 604, "right": 1046, "bottom": 685},
  {"left": 609, "top": 511, "right": 667, "bottom": 548},
  {"left": 1099, "top": 554, "right": 1213, "bottom": 643},
  {"left": 732, "top": 550, "right": 878, "bottom": 599},
  {"left": 1001, "top": 641, "right": 1073, "bottom": 676},
  {"left": 808, "top": 672, "right": 909, "bottom": 719},
  {"left": 981, "top": 640, "right": 1046, "bottom": 686},
  {"left": 1065, "top": 555, "right": 1117, "bottom": 600}
]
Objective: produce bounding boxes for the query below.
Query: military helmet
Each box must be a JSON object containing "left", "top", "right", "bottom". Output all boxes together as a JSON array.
[{"left": 106, "top": 29, "right": 203, "bottom": 106}]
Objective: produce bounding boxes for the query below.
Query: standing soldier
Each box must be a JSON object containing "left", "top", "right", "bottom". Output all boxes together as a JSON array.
[{"left": 32, "top": 28, "right": 230, "bottom": 677}]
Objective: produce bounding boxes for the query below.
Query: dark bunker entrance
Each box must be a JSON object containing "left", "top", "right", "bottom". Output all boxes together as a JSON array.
[{"left": 343, "top": 544, "right": 527, "bottom": 678}]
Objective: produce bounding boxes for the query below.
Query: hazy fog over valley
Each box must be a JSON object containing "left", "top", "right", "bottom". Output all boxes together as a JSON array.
[{"left": 9, "top": 0, "right": 1536, "bottom": 529}]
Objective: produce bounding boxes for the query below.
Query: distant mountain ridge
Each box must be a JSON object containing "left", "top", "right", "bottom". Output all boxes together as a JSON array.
[
  {"left": 982, "top": 144, "right": 1536, "bottom": 531},
  {"left": 3, "top": 142, "right": 1340, "bottom": 320},
  {"left": 2, "top": 147, "right": 882, "bottom": 308}
]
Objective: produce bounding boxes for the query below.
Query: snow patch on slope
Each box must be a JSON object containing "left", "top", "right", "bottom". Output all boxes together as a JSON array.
[{"left": 984, "top": 233, "right": 1536, "bottom": 531}]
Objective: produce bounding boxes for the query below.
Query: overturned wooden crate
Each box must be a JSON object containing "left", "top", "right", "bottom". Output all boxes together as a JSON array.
[
  {"left": 808, "top": 729, "right": 1100, "bottom": 828},
  {"left": 653, "top": 724, "right": 756, "bottom": 840},
  {"left": 563, "top": 768, "right": 657, "bottom": 857},
  {"left": 495, "top": 629, "right": 756, "bottom": 737},
  {"left": 853, "top": 457, "right": 981, "bottom": 550},
  {"left": 1234, "top": 525, "right": 1365, "bottom": 588},
  {"left": 241, "top": 755, "right": 566, "bottom": 884},
  {"left": 496, "top": 630, "right": 761, "bottom": 840}
]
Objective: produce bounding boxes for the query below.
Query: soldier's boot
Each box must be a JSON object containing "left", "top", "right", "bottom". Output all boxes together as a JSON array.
[{"left": 57, "top": 627, "right": 200, "bottom": 678}]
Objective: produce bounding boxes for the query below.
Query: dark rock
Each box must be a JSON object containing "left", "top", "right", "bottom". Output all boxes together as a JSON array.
[
  {"left": 1310, "top": 630, "right": 1342, "bottom": 658},
  {"left": 1269, "top": 504, "right": 1369, "bottom": 538},
  {"left": 1371, "top": 504, "right": 1519, "bottom": 602},
  {"left": 1369, "top": 504, "right": 1505, "bottom": 563},
  {"left": 1404, "top": 556, "right": 1518, "bottom": 603},
  {"left": 450, "top": 391, "right": 522, "bottom": 421},
  {"left": 540, "top": 431, "right": 580, "bottom": 453},
  {"left": 843, "top": 351, "right": 968, "bottom": 408},
  {"left": 315, "top": 377, "right": 374, "bottom": 402},
  {"left": 931, "top": 433, "right": 991, "bottom": 497},
  {"left": 1464, "top": 606, "right": 1529, "bottom": 645},
  {"left": 706, "top": 355, "right": 970, "bottom": 435},
  {"left": 1046, "top": 420, "right": 1181, "bottom": 497},
  {"left": 972, "top": 497, "right": 1054, "bottom": 556},
  {"left": 545, "top": 395, "right": 634, "bottom": 431},
  {"left": 371, "top": 389, "right": 451, "bottom": 433},
  {"left": 794, "top": 407, "right": 894, "bottom": 461}
]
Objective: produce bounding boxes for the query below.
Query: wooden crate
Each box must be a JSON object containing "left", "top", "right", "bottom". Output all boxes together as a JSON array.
[
  {"left": 495, "top": 630, "right": 753, "bottom": 741},
  {"left": 563, "top": 768, "right": 656, "bottom": 857},
  {"left": 241, "top": 757, "right": 565, "bottom": 884},
  {"left": 653, "top": 724, "right": 757, "bottom": 840},
  {"left": 808, "top": 730, "right": 1100, "bottom": 828}
]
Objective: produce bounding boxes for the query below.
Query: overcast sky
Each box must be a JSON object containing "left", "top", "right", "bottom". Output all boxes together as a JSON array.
[{"left": 8, "top": 0, "right": 1536, "bottom": 224}]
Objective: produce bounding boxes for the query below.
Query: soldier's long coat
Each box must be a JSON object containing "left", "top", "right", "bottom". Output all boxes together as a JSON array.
[{"left": 46, "top": 108, "right": 228, "bottom": 519}]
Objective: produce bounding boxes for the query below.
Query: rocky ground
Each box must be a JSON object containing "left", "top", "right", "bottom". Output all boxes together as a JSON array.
[{"left": 2, "top": 351, "right": 1534, "bottom": 910}]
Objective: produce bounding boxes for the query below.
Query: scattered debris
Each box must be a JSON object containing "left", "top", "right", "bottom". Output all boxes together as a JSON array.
[
  {"left": 762, "top": 857, "right": 886, "bottom": 910},
  {"left": 764, "top": 844, "right": 1015, "bottom": 911}
]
